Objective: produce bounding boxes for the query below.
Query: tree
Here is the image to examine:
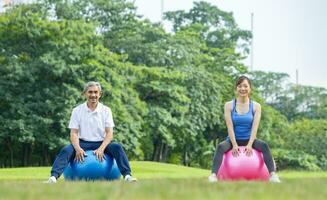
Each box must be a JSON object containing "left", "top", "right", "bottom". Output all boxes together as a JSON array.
[
  {"left": 135, "top": 67, "right": 189, "bottom": 162},
  {"left": 0, "top": 4, "right": 146, "bottom": 166},
  {"left": 249, "top": 70, "right": 290, "bottom": 103},
  {"left": 286, "top": 119, "right": 327, "bottom": 169},
  {"left": 165, "top": 1, "right": 251, "bottom": 57}
]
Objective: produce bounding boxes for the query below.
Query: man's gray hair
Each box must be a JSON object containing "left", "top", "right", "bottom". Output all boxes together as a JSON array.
[{"left": 83, "top": 81, "right": 102, "bottom": 93}]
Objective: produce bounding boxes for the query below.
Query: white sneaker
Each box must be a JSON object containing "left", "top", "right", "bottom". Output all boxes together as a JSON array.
[
  {"left": 45, "top": 176, "right": 57, "bottom": 184},
  {"left": 124, "top": 175, "right": 137, "bottom": 182},
  {"left": 269, "top": 173, "right": 281, "bottom": 183},
  {"left": 208, "top": 173, "right": 218, "bottom": 183}
]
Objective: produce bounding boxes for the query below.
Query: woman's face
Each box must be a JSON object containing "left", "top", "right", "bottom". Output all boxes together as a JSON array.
[{"left": 236, "top": 79, "right": 251, "bottom": 97}]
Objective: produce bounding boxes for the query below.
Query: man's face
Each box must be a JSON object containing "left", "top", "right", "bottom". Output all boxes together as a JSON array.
[{"left": 84, "top": 85, "right": 101, "bottom": 104}]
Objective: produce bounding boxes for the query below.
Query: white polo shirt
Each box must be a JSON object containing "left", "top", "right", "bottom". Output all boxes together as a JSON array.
[{"left": 68, "top": 102, "right": 115, "bottom": 141}]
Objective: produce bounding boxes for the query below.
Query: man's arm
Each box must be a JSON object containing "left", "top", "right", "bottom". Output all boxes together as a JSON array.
[
  {"left": 70, "top": 128, "right": 86, "bottom": 162},
  {"left": 98, "top": 127, "right": 113, "bottom": 151},
  {"left": 94, "top": 127, "right": 113, "bottom": 161}
]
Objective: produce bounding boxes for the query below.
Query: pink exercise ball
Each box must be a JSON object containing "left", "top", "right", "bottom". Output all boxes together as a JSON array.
[{"left": 217, "top": 146, "right": 269, "bottom": 181}]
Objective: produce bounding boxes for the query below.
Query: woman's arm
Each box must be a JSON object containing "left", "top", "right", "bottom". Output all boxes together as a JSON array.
[
  {"left": 248, "top": 102, "right": 261, "bottom": 146},
  {"left": 224, "top": 101, "right": 239, "bottom": 156},
  {"left": 224, "top": 102, "right": 237, "bottom": 146}
]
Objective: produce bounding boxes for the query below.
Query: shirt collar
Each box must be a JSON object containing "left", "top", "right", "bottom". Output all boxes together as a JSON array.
[{"left": 84, "top": 102, "right": 102, "bottom": 113}]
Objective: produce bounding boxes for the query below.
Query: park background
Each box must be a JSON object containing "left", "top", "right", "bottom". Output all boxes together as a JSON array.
[
  {"left": 1, "top": 1, "right": 327, "bottom": 199},
  {"left": 1, "top": 0, "right": 327, "bottom": 174}
]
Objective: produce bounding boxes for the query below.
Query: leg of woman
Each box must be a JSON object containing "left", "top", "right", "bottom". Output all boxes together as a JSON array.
[
  {"left": 211, "top": 140, "right": 232, "bottom": 174},
  {"left": 252, "top": 139, "right": 275, "bottom": 173},
  {"left": 252, "top": 139, "right": 281, "bottom": 182}
]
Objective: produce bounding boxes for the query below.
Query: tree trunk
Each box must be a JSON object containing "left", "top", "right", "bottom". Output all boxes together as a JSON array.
[
  {"left": 22, "top": 143, "right": 32, "bottom": 166},
  {"left": 29, "top": 144, "right": 34, "bottom": 166},
  {"left": 162, "top": 144, "right": 169, "bottom": 162},
  {"left": 183, "top": 147, "right": 189, "bottom": 166},
  {"left": 42, "top": 145, "right": 49, "bottom": 166},
  {"left": 6, "top": 140, "right": 14, "bottom": 167},
  {"left": 152, "top": 138, "right": 161, "bottom": 161},
  {"left": 22, "top": 143, "right": 27, "bottom": 166},
  {"left": 10, "top": 145, "right": 13, "bottom": 167},
  {"left": 158, "top": 140, "right": 164, "bottom": 162}
]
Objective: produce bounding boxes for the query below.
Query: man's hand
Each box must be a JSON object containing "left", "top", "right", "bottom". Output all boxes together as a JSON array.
[
  {"left": 93, "top": 148, "right": 105, "bottom": 162},
  {"left": 231, "top": 145, "right": 240, "bottom": 157},
  {"left": 244, "top": 144, "right": 253, "bottom": 157},
  {"left": 75, "top": 148, "right": 86, "bottom": 162}
]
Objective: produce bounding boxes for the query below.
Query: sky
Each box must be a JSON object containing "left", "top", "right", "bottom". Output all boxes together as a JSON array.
[{"left": 134, "top": 0, "right": 327, "bottom": 89}]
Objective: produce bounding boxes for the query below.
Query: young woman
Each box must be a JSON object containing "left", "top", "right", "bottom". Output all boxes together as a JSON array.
[{"left": 208, "top": 75, "right": 280, "bottom": 183}]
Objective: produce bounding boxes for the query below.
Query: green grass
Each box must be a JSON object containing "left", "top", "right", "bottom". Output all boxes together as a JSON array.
[
  {"left": 0, "top": 161, "right": 326, "bottom": 200},
  {"left": 0, "top": 161, "right": 209, "bottom": 180}
]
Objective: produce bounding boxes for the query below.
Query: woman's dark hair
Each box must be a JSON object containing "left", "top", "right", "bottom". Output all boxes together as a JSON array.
[{"left": 235, "top": 75, "right": 252, "bottom": 88}]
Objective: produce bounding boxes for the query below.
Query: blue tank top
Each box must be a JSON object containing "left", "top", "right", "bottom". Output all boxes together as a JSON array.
[{"left": 230, "top": 99, "right": 254, "bottom": 140}]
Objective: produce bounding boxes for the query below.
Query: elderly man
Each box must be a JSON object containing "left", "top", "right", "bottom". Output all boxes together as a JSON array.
[{"left": 47, "top": 81, "right": 137, "bottom": 183}]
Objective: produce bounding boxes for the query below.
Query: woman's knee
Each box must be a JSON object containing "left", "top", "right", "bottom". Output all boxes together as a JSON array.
[
  {"left": 262, "top": 141, "right": 270, "bottom": 150},
  {"left": 255, "top": 139, "right": 270, "bottom": 151},
  {"left": 217, "top": 141, "right": 230, "bottom": 153}
]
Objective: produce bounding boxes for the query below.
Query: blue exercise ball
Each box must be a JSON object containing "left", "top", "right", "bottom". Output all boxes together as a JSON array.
[
  {"left": 107, "top": 160, "right": 121, "bottom": 180},
  {"left": 63, "top": 150, "right": 121, "bottom": 181}
]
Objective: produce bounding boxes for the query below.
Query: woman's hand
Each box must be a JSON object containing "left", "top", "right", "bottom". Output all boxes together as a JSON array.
[
  {"left": 231, "top": 145, "right": 240, "bottom": 157},
  {"left": 244, "top": 144, "right": 253, "bottom": 156},
  {"left": 93, "top": 148, "right": 105, "bottom": 162},
  {"left": 75, "top": 148, "right": 86, "bottom": 162}
]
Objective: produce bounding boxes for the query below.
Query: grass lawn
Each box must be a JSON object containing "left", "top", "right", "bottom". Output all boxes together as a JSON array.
[{"left": 0, "top": 161, "right": 326, "bottom": 200}]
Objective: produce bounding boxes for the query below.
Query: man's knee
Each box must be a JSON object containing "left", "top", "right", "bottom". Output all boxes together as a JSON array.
[
  {"left": 107, "top": 142, "right": 124, "bottom": 152},
  {"left": 59, "top": 144, "right": 74, "bottom": 156}
]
